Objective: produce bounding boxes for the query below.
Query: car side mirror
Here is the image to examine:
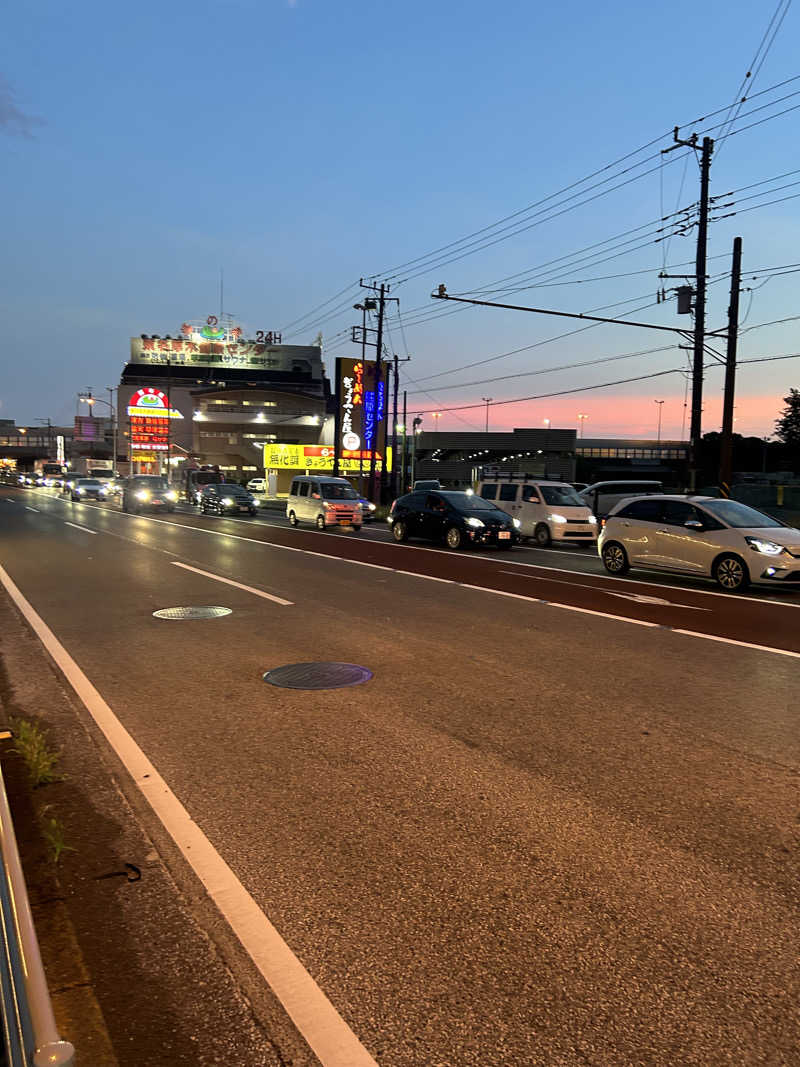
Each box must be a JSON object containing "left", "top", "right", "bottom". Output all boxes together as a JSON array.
[{"left": 684, "top": 519, "right": 704, "bottom": 530}]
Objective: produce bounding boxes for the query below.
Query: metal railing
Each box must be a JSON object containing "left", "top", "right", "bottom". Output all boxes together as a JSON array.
[{"left": 0, "top": 761, "right": 75, "bottom": 1066}]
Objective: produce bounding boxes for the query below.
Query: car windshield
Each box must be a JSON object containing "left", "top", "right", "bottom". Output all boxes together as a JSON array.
[
  {"left": 439, "top": 492, "right": 501, "bottom": 512},
  {"left": 132, "top": 477, "right": 167, "bottom": 489},
  {"left": 193, "top": 472, "right": 222, "bottom": 486},
  {"left": 78, "top": 480, "right": 102, "bottom": 487},
  {"left": 702, "top": 499, "right": 784, "bottom": 529},
  {"left": 321, "top": 484, "right": 358, "bottom": 500},
  {"left": 540, "top": 485, "right": 584, "bottom": 506},
  {"left": 222, "top": 486, "right": 250, "bottom": 496}
]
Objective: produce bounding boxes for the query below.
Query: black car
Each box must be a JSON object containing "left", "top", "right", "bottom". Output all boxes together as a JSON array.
[
  {"left": 387, "top": 490, "right": 520, "bottom": 550},
  {"left": 121, "top": 475, "right": 178, "bottom": 513},
  {"left": 200, "top": 483, "right": 257, "bottom": 517}
]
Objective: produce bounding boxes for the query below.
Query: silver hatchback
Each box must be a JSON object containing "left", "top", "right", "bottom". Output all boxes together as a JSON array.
[{"left": 598, "top": 495, "right": 800, "bottom": 591}]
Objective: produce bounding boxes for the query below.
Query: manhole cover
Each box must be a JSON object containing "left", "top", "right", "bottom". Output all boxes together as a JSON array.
[
  {"left": 263, "top": 662, "right": 373, "bottom": 690},
  {"left": 153, "top": 606, "right": 232, "bottom": 620}
]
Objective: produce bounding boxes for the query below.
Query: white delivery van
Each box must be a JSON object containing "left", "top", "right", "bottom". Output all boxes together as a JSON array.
[
  {"left": 286, "top": 475, "right": 362, "bottom": 531},
  {"left": 578, "top": 480, "right": 663, "bottom": 520},
  {"left": 477, "top": 478, "right": 597, "bottom": 547}
]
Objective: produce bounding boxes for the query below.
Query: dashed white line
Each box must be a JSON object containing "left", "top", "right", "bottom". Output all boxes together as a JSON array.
[
  {"left": 25, "top": 506, "right": 39, "bottom": 513},
  {"left": 0, "top": 562, "right": 378, "bottom": 1067},
  {"left": 64, "top": 521, "right": 97, "bottom": 535},
  {"left": 170, "top": 562, "right": 293, "bottom": 606}
]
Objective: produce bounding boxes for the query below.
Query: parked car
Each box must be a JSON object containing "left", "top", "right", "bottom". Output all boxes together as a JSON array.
[
  {"left": 121, "top": 475, "right": 178, "bottom": 514},
  {"left": 70, "top": 478, "right": 112, "bottom": 502},
  {"left": 478, "top": 478, "right": 597, "bottom": 547},
  {"left": 286, "top": 476, "right": 362, "bottom": 531},
  {"left": 200, "top": 483, "right": 257, "bottom": 516},
  {"left": 388, "top": 490, "right": 520, "bottom": 550},
  {"left": 579, "top": 479, "right": 664, "bottom": 519},
  {"left": 598, "top": 495, "right": 800, "bottom": 591}
]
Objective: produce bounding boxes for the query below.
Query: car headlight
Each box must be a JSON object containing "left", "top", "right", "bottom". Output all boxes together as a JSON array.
[
  {"left": 512, "top": 518, "right": 521, "bottom": 528},
  {"left": 166, "top": 491, "right": 178, "bottom": 501},
  {"left": 465, "top": 517, "right": 485, "bottom": 529},
  {"left": 222, "top": 497, "right": 234, "bottom": 507},
  {"left": 588, "top": 516, "right": 598, "bottom": 525},
  {"left": 367, "top": 502, "right": 376, "bottom": 511},
  {"left": 745, "top": 536, "right": 785, "bottom": 556},
  {"left": 135, "top": 490, "right": 150, "bottom": 501},
  {"left": 76, "top": 487, "right": 85, "bottom": 494},
  {"left": 100, "top": 487, "right": 109, "bottom": 495},
  {"left": 551, "top": 514, "right": 568, "bottom": 524}
]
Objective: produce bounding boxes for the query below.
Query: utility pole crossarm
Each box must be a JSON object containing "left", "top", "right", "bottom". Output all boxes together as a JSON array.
[{"left": 431, "top": 289, "right": 691, "bottom": 336}]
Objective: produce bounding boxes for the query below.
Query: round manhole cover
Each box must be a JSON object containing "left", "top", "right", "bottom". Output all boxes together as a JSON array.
[
  {"left": 153, "top": 606, "right": 232, "bottom": 620},
  {"left": 263, "top": 662, "right": 373, "bottom": 690}
]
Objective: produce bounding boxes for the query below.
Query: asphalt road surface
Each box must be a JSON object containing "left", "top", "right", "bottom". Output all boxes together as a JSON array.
[{"left": 2, "top": 484, "right": 799, "bottom": 1066}]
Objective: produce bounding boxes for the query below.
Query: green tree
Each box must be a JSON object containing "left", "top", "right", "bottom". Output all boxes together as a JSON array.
[{"left": 774, "top": 388, "right": 800, "bottom": 447}]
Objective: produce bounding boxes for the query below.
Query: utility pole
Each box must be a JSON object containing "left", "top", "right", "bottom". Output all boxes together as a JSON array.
[
  {"left": 655, "top": 400, "right": 664, "bottom": 444},
  {"left": 358, "top": 280, "right": 399, "bottom": 503},
  {"left": 719, "top": 236, "right": 743, "bottom": 496},
  {"left": 482, "top": 397, "right": 493, "bottom": 433},
  {"left": 400, "top": 390, "right": 408, "bottom": 491}
]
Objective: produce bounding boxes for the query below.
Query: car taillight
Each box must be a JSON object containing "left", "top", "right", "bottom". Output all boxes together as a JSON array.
[
  {"left": 389, "top": 500, "right": 396, "bottom": 513},
  {"left": 600, "top": 518, "right": 607, "bottom": 529}
]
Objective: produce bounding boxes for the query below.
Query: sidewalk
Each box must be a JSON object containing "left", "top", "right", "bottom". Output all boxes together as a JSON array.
[{"left": 0, "top": 590, "right": 306, "bottom": 1066}]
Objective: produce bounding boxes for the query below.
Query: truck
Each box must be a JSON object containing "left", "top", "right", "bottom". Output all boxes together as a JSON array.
[{"left": 179, "top": 465, "right": 226, "bottom": 505}]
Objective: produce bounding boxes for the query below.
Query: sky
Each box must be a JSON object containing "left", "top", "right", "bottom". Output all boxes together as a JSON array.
[{"left": 1, "top": 0, "right": 798, "bottom": 441}]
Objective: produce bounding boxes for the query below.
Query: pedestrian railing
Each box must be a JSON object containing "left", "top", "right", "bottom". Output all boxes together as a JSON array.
[{"left": 0, "top": 760, "right": 75, "bottom": 1066}]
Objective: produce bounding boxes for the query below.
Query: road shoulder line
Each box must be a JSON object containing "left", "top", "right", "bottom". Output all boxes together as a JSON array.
[{"left": 170, "top": 562, "right": 293, "bottom": 606}]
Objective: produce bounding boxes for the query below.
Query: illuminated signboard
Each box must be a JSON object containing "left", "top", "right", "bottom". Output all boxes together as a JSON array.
[
  {"left": 126, "top": 388, "right": 182, "bottom": 419},
  {"left": 127, "top": 388, "right": 182, "bottom": 455},
  {"left": 263, "top": 443, "right": 390, "bottom": 472},
  {"left": 335, "top": 357, "right": 386, "bottom": 455}
]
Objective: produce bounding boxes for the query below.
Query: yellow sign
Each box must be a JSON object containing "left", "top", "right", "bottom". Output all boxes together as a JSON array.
[{"left": 264, "top": 443, "right": 390, "bottom": 472}]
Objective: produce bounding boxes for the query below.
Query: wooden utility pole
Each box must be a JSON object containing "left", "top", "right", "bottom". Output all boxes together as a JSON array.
[{"left": 719, "top": 237, "right": 742, "bottom": 496}]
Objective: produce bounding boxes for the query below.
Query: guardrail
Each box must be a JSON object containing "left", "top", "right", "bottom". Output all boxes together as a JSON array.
[{"left": 0, "top": 760, "right": 75, "bottom": 1066}]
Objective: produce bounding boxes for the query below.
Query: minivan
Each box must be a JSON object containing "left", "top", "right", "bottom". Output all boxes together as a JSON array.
[
  {"left": 477, "top": 479, "right": 597, "bottom": 547},
  {"left": 286, "top": 476, "right": 362, "bottom": 530},
  {"left": 578, "top": 480, "right": 664, "bottom": 520}
]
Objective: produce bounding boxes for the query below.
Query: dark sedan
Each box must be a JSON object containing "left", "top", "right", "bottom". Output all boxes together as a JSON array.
[
  {"left": 70, "top": 478, "right": 111, "bottom": 502},
  {"left": 200, "top": 483, "right": 257, "bottom": 516},
  {"left": 387, "top": 490, "right": 520, "bottom": 550},
  {"left": 121, "top": 475, "right": 178, "bottom": 513}
]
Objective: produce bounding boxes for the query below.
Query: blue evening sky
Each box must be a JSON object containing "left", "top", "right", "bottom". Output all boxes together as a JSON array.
[{"left": 2, "top": 0, "right": 798, "bottom": 439}]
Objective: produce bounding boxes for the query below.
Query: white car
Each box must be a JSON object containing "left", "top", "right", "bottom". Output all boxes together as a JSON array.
[
  {"left": 478, "top": 478, "right": 596, "bottom": 546},
  {"left": 247, "top": 478, "right": 267, "bottom": 493},
  {"left": 599, "top": 495, "right": 800, "bottom": 591}
]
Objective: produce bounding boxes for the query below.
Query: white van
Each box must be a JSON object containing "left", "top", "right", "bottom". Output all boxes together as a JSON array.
[
  {"left": 286, "top": 475, "right": 362, "bottom": 531},
  {"left": 477, "top": 479, "right": 597, "bottom": 547},
  {"left": 578, "top": 480, "right": 663, "bottom": 520}
]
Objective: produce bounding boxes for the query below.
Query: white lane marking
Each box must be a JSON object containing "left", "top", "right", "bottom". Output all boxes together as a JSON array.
[
  {"left": 459, "top": 583, "right": 660, "bottom": 627},
  {"left": 671, "top": 628, "right": 800, "bottom": 660},
  {"left": 44, "top": 505, "right": 800, "bottom": 657},
  {"left": 25, "top": 506, "right": 39, "bottom": 513},
  {"left": 0, "top": 562, "right": 378, "bottom": 1067},
  {"left": 64, "top": 521, "right": 97, "bottom": 535},
  {"left": 499, "top": 571, "right": 711, "bottom": 611},
  {"left": 170, "top": 562, "right": 293, "bottom": 606}
]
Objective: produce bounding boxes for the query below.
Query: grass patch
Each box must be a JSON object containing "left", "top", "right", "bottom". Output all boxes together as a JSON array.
[
  {"left": 10, "top": 718, "right": 64, "bottom": 788},
  {"left": 40, "top": 806, "right": 75, "bottom": 865}
]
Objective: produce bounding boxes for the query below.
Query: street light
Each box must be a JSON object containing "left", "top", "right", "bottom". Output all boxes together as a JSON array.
[
  {"left": 577, "top": 413, "right": 588, "bottom": 438},
  {"left": 654, "top": 400, "right": 664, "bottom": 444},
  {"left": 432, "top": 411, "right": 442, "bottom": 429},
  {"left": 80, "top": 389, "right": 118, "bottom": 474},
  {"left": 481, "top": 398, "right": 493, "bottom": 433}
]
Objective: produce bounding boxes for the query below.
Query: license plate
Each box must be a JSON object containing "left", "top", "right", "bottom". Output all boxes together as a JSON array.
[
  {"left": 238, "top": 506, "right": 249, "bottom": 512},
  {"left": 498, "top": 531, "right": 511, "bottom": 540},
  {"left": 152, "top": 499, "right": 162, "bottom": 506}
]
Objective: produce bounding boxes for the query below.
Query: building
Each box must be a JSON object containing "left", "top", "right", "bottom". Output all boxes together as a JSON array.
[
  {"left": 117, "top": 318, "right": 329, "bottom": 479},
  {"left": 410, "top": 427, "right": 577, "bottom": 489},
  {"left": 575, "top": 438, "right": 689, "bottom": 485}
]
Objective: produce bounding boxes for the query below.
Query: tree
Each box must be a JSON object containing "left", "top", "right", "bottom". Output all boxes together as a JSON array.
[{"left": 774, "top": 388, "right": 800, "bottom": 447}]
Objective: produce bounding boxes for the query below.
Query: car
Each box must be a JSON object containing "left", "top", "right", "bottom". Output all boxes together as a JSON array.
[
  {"left": 70, "top": 477, "right": 112, "bottom": 502},
  {"left": 598, "top": 495, "right": 800, "bottom": 592},
  {"left": 412, "top": 479, "right": 442, "bottom": 491},
  {"left": 200, "top": 483, "right": 257, "bottom": 516},
  {"left": 121, "top": 475, "right": 178, "bottom": 514},
  {"left": 477, "top": 478, "right": 597, "bottom": 547},
  {"left": 286, "top": 476, "right": 362, "bottom": 530},
  {"left": 388, "top": 490, "right": 520, "bottom": 550},
  {"left": 357, "top": 496, "right": 378, "bottom": 522},
  {"left": 246, "top": 478, "right": 267, "bottom": 494},
  {"left": 578, "top": 480, "right": 664, "bottom": 520}
]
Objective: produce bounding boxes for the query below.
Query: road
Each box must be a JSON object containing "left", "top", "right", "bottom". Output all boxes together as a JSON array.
[{"left": 1, "top": 484, "right": 799, "bottom": 1066}]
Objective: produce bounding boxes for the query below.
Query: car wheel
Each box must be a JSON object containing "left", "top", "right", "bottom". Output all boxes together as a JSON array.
[
  {"left": 392, "top": 520, "right": 408, "bottom": 542},
  {"left": 601, "top": 541, "right": 629, "bottom": 576},
  {"left": 249, "top": 508, "right": 256, "bottom": 516},
  {"left": 445, "top": 525, "right": 463, "bottom": 550},
  {"left": 134, "top": 507, "right": 141, "bottom": 515},
  {"left": 316, "top": 514, "right": 326, "bottom": 531},
  {"left": 534, "top": 523, "right": 551, "bottom": 547},
  {"left": 167, "top": 507, "right": 175, "bottom": 513},
  {"left": 289, "top": 511, "right": 298, "bottom": 527},
  {"left": 713, "top": 553, "right": 750, "bottom": 592}
]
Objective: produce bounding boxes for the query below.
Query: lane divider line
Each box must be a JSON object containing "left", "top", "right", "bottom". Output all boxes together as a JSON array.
[
  {"left": 671, "top": 628, "right": 800, "bottom": 659},
  {"left": 498, "top": 570, "right": 711, "bottom": 612},
  {"left": 64, "top": 521, "right": 97, "bottom": 535},
  {"left": 0, "top": 562, "right": 378, "bottom": 1067},
  {"left": 170, "top": 562, "right": 293, "bottom": 606},
  {"left": 25, "top": 507, "right": 39, "bottom": 513}
]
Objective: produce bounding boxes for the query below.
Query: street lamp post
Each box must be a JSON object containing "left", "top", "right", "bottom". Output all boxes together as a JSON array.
[
  {"left": 410, "top": 416, "right": 422, "bottom": 485},
  {"left": 577, "top": 413, "right": 588, "bottom": 439},
  {"left": 481, "top": 398, "right": 492, "bottom": 433},
  {"left": 79, "top": 390, "right": 117, "bottom": 473},
  {"left": 655, "top": 400, "right": 665, "bottom": 444},
  {"left": 432, "top": 412, "right": 442, "bottom": 430}
]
